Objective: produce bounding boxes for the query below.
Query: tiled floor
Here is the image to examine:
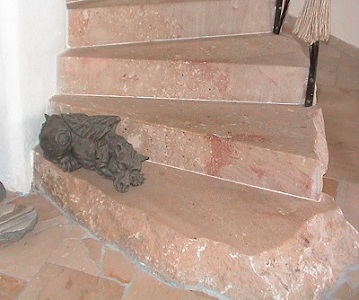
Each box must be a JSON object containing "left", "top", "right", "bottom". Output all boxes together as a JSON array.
[
  {"left": 0, "top": 193, "right": 214, "bottom": 299},
  {"left": 0, "top": 39, "right": 358, "bottom": 299}
]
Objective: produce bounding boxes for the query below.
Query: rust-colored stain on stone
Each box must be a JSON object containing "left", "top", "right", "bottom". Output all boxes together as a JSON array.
[
  {"left": 65, "top": 278, "right": 73, "bottom": 289},
  {"left": 189, "top": 61, "right": 230, "bottom": 94},
  {"left": 303, "top": 176, "right": 313, "bottom": 191},
  {"left": 206, "top": 135, "right": 232, "bottom": 176},
  {"left": 250, "top": 166, "right": 266, "bottom": 179}
]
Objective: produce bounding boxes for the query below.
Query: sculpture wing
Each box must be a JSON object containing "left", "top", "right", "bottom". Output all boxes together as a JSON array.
[{"left": 62, "top": 114, "right": 121, "bottom": 141}]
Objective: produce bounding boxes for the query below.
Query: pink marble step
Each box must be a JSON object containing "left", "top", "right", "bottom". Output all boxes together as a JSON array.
[
  {"left": 67, "top": 0, "right": 275, "bottom": 47},
  {"left": 58, "top": 34, "right": 309, "bottom": 104},
  {"left": 49, "top": 94, "right": 328, "bottom": 200},
  {"left": 33, "top": 149, "right": 359, "bottom": 299}
]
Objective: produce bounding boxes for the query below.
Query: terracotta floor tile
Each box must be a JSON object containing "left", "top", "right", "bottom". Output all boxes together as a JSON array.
[
  {"left": 8, "top": 193, "right": 73, "bottom": 237},
  {"left": 349, "top": 269, "right": 359, "bottom": 289},
  {"left": 83, "top": 238, "right": 103, "bottom": 266},
  {"left": 0, "top": 222, "right": 72, "bottom": 281},
  {"left": 332, "top": 282, "right": 355, "bottom": 300},
  {"left": 3, "top": 190, "right": 20, "bottom": 204},
  {"left": 335, "top": 181, "right": 359, "bottom": 231},
  {"left": 10, "top": 193, "right": 61, "bottom": 222},
  {"left": 336, "top": 54, "right": 359, "bottom": 91},
  {"left": 17, "top": 263, "right": 124, "bottom": 300},
  {"left": 318, "top": 44, "right": 341, "bottom": 73},
  {"left": 317, "top": 70, "right": 337, "bottom": 87},
  {"left": 47, "top": 237, "right": 102, "bottom": 276},
  {"left": 323, "top": 177, "right": 338, "bottom": 198},
  {"left": 325, "top": 120, "right": 359, "bottom": 150},
  {"left": 31, "top": 214, "right": 72, "bottom": 236},
  {"left": 325, "top": 146, "right": 359, "bottom": 183},
  {"left": 103, "top": 247, "right": 137, "bottom": 284},
  {"left": 318, "top": 88, "right": 359, "bottom": 125},
  {"left": 124, "top": 272, "right": 214, "bottom": 300},
  {"left": 0, "top": 273, "right": 26, "bottom": 300}
]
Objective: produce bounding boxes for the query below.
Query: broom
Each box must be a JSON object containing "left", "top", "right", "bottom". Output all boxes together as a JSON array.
[{"left": 293, "top": 0, "right": 331, "bottom": 44}]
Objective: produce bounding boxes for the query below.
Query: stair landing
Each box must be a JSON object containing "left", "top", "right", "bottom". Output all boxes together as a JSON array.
[{"left": 33, "top": 149, "right": 359, "bottom": 299}]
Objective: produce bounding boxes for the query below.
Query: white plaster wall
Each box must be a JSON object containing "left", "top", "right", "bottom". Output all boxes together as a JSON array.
[
  {"left": 288, "top": 0, "right": 359, "bottom": 48},
  {"left": 0, "top": 1, "right": 66, "bottom": 193}
]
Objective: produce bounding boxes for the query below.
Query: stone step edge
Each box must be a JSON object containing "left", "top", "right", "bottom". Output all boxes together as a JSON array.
[
  {"left": 66, "top": 32, "right": 274, "bottom": 50},
  {"left": 33, "top": 149, "right": 359, "bottom": 299},
  {"left": 67, "top": 0, "right": 261, "bottom": 9},
  {"left": 55, "top": 92, "right": 308, "bottom": 105}
]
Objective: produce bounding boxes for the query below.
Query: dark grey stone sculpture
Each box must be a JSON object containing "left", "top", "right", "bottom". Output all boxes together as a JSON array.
[{"left": 39, "top": 113, "right": 149, "bottom": 193}]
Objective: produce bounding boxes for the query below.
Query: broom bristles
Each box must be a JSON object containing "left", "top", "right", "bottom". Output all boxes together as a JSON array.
[{"left": 293, "top": 0, "right": 331, "bottom": 44}]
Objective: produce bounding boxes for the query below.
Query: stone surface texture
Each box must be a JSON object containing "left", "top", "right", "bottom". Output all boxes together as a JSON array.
[
  {"left": 0, "top": 273, "right": 26, "bottom": 300},
  {"left": 34, "top": 150, "right": 359, "bottom": 299},
  {"left": 23, "top": 1, "right": 359, "bottom": 299},
  {"left": 0, "top": 192, "right": 220, "bottom": 300},
  {"left": 0, "top": 204, "right": 38, "bottom": 242},
  {"left": 58, "top": 34, "right": 309, "bottom": 104},
  {"left": 50, "top": 95, "right": 328, "bottom": 200},
  {"left": 68, "top": 0, "right": 275, "bottom": 47},
  {"left": 17, "top": 263, "right": 125, "bottom": 300}
]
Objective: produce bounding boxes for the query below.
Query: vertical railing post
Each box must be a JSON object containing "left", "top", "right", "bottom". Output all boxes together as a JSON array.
[
  {"left": 273, "top": 0, "right": 291, "bottom": 34},
  {"left": 273, "top": 0, "right": 283, "bottom": 34},
  {"left": 305, "top": 41, "right": 319, "bottom": 107}
]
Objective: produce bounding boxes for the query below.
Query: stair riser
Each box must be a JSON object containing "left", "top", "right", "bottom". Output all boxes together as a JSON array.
[
  {"left": 50, "top": 103, "right": 324, "bottom": 199},
  {"left": 120, "top": 119, "right": 323, "bottom": 199},
  {"left": 68, "top": 0, "right": 275, "bottom": 47},
  {"left": 58, "top": 57, "right": 307, "bottom": 104}
]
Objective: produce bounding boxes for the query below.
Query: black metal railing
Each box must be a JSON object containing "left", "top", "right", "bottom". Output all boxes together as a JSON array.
[
  {"left": 273, "top": 0, "right": 319, "bottom": 107},
  {"left": 273, "top": 0, "right": 291, "bottom": 34},
  {"left": 305, "top": 42, "right": 319, "bottom": 107}
]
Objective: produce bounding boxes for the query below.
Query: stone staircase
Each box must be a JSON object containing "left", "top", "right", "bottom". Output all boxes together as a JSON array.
[{"left": 34, "top": 0, "right": 359, "bottom": 298}]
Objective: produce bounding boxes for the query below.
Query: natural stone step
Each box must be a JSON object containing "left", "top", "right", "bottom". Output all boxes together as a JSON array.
[
  {"left": 58, "top": 34, "right": 309, "bottom": 104},
  {"left": 67, "top": 0, "right": 275, "bottom": 47},
  {"left": 33, "top": 149, "right": 359, "bottom": 299},
  {"left": 50, "top": 94, "right": 328, "bottom": 200},
  {"left": 0, "top": 204, "right": 38, "bottom": 242}
]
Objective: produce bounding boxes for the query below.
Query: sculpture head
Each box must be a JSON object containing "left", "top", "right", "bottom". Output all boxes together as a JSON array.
[{"left": 39, "top": 114, "right": 72, "bottom": 161}]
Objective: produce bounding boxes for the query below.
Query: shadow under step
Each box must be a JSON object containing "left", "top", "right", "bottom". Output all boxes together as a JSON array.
[
  {"left": 33, "top": 149, "right": 359, "bottom": 299},
  {"left": 58, "top": 34, "right": 309, "bottom": 104},
  {"left": 50, "top": 94, "right": 328, "bottom": 200}
]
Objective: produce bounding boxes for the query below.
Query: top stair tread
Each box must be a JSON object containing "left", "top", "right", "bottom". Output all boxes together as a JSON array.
[{"left": 63, "top": 34, "right": 309, "bottom": 68}]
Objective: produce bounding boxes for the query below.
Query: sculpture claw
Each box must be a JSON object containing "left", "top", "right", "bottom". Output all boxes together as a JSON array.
[
  {"left": 130, "top": 170, "right": 145, "bottom": 186},
  {"left": 113, "top": 175, "right": 130, "bottom": 193},
  {"left": 59, "top": 156, "right": 81, "bottom": 172}
]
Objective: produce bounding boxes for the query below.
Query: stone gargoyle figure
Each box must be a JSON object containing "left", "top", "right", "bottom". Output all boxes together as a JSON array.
[{"left": 39, "top": 113, "right": 149, "bottom": 193}]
